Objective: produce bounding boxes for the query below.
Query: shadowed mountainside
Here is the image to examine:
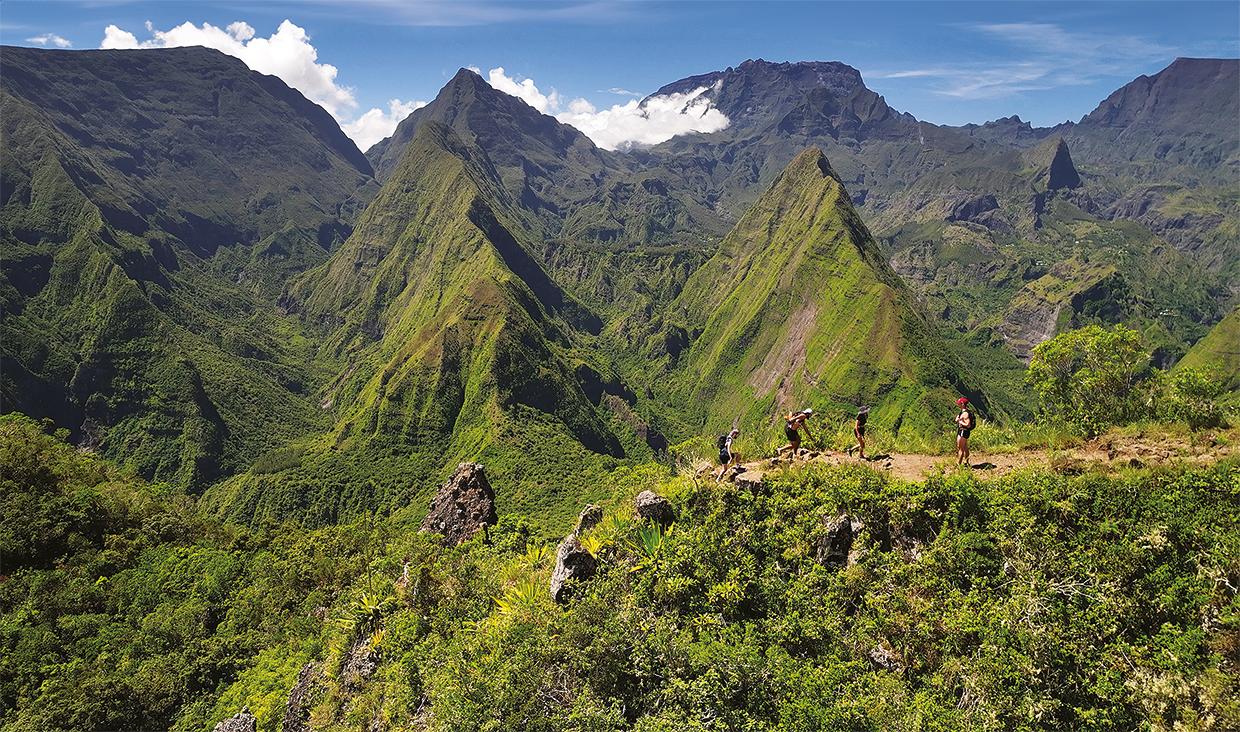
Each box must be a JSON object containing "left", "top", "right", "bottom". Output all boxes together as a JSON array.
[{"left": 0, "top": 46, "right": 375, "bottom": 488}]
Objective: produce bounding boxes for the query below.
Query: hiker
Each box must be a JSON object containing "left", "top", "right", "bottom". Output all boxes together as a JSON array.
[
  {"left": 847, "top": 406, "right": 869, "bottom": 460},
  {"left": 715, "top": 428, "right": 740, "bottom": 481},
  {"left": 955, "top": 397, "right": 974, "bottom": 466},
  {"left": 776, "top": 408, "right": 814, "bottom": 459}
]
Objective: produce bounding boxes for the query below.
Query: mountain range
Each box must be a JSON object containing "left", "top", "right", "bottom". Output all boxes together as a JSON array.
[{"left": 1, "top": 45, "right": 1236, "bottom": 528}]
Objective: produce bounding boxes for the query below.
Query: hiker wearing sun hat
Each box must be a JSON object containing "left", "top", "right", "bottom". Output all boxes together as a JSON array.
[
  {"left": 776, "top": 408, "right": 815, "bottom": 459},
  {"left": 955, "top": 397, "right": 975, "bottom": 466}
]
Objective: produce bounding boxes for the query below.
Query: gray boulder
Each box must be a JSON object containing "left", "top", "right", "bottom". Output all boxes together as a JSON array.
[
  {"left": 213, "top": 708, "right": 257, "bottom": 732},
  {"left": 419, "top": 462, "right": 497, "bottom": 546},
  {"left": 815, "top": 514, "right": 857, "bottom": 568},
  {"left": 634, "top": 490, "right": 675, "bottom": 526},
  {"left": 575, "top": 504, "right": 603, "bottom": 534},
  {"left": 550, "top": 534, "right": 597, "bottom": 603}
]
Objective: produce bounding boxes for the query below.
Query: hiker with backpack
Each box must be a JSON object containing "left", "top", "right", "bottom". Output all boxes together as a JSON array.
[
  {"left": 847, "top": 406, "right": 869, "bottom": 460},
  {"left": 776, "top": 409, "right": 814, "bottom": 459},
  {"left": 955, "top": 397, "right": 974, "bottom": 466},
  {"left": 715, "top": 428, "right": 740, "bottom": 481}
]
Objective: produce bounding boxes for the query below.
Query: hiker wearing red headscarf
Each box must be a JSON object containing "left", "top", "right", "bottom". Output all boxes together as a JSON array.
[{"left": 955, "top": 397, "right": 974, "bottom": 466}]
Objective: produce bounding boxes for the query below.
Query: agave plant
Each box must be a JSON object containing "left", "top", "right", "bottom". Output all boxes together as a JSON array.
[
  {"left": 599, "top": 514, "right": 632, "bottom": 545},
  {"left": 336, "top": 591, "right": 397, "bottom": 634},
  {"left": 523, "top": 543, "right": 549, "bottom": 567},
  {"left": 630, "top": 520, "right": 673, "bottom": 571},
  {"left": 494, "top": 577, "right": 543, "bottom": 616},
  {"left": 578, "top": 535, "right": 604, "bottom": 558}
]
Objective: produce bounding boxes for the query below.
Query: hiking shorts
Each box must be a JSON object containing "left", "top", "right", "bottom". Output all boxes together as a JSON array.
[
  {"left": 958, "top": 427, "right": 972, "bottom": 439},
  {"left": 784, "top": 426, "right": 799, "bottom": 443},
  {"left": 718, "top": 450, "right": 731, "bottom": 465}
]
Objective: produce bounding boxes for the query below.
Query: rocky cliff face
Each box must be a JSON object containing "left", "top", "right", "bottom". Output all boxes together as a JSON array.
[
  {"left": 1046, "top": 139, "right": 1082, "bottom": 190},
  {"left": 419, "top": 463, "right": 498, "bottom": 546}
]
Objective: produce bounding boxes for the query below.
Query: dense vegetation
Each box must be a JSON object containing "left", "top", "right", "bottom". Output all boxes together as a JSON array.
[
  {"left": 3, "top": 413, "right": 1237, "bottom": 731},
  {"left": 1029, "top": 324, "right": 1228, "bottom": 436}
]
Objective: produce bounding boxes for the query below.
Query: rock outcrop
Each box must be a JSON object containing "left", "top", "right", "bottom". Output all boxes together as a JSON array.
[
  {"left": 550, "top": 534, "right": 597, "bottom": 603},
  {"left": 283, "top": 663, "right": 321, "bottom": 732},
  {"left": 341, "top": 637, "right": 379, "bottom": 692},
  {"left": 419, "top": 463, "right": 497, "bottom": 546},
  {"left": 815, "top": 514, "right": 857, "bottom": 568},
  {"left": 945, "top": 193, "right": 999, "bottom": 223},
  {"left": 1046, "top": 139, "right": 1081, "bottom": 190},
  {"left": 213, "top": 708, "right": 257, "bottom": 732},
  {"left": 575, "top": 504, "right": 603, "bottom": 534},
  {"left": 634, "top": 490, "right": 675, "bottom": 526}
]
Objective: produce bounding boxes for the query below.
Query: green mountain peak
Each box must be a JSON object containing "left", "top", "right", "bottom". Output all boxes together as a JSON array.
[
  {"left": 208, "top": 121, "right": 633, "bottom": 527},
  {"left": 669, "top": 146, "right": 982, "bottom": 438}
]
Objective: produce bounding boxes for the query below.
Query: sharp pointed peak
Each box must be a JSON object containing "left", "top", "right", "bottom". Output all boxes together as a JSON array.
[
  {"left": 780, "top": 146, "right": 840, "bottom": 183},
  {"left": 1046, "top": 137, "right": 1081, "bottom": 190}
]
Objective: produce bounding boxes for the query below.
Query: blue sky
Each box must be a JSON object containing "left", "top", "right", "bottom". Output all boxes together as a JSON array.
[{"left": 3, "top": 1, "right": 1236, "bottom": 148}]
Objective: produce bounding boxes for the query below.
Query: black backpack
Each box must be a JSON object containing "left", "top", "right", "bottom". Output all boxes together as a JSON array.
[{"left": 717, "top": 434, "right": 729, "bottom": 450}]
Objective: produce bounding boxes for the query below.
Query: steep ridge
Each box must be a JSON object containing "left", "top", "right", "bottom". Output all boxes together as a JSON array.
[
  {"left": 1062, "top": 58, "right": 1240, "bottom": 277},
  {"left": 0, "top": 46, "right": 374, "bottom": 281},
  {"left": 667, "top": 148, "right": 988, "bottom": 439},
  {"left": 1068, "top": 57, "right": 1239, "bottom": 177},
  {"left": 205, "top": 123, "right": 651, "bottom": 528},
  {"left": 1176, "top": 307, "right": 1240, "bottom": 395},
  {"left": 0, "top": 46, "right": 374, "bottom": 489},
  {"left": 366, "top": 69, "right": 723, "bottom": 318}
]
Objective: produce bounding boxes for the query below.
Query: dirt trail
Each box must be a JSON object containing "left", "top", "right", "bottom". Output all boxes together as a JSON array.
[{"left": 704, "top": 431, "right": 1238, "bottom": 484}]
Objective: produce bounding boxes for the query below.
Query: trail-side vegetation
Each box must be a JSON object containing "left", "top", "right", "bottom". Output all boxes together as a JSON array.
[
  {"left": 1029, "top": 324, "right": 1231, "bottom": 438},
  {"left": 2, "top": 413, "right": 1237, "bottom": 731}
]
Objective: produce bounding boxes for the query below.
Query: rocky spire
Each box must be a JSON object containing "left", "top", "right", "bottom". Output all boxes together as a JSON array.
[{"left": 1046, "top": 138, "right": 1081, "bottom": 190}]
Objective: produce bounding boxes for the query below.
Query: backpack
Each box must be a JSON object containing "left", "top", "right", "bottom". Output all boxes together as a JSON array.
[
  {"left": 961, "top": 409, "right": 974, "bottom": 429},
  {"left": 717, "top": 434, "right": 729, "bottom": 450}
]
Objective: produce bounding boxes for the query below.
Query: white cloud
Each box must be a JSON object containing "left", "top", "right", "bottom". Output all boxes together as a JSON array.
[
  {"left": 486, "top": 67, "right": 560, "bottom": 113},
  {"left": 479, "top": 67, "right": 730, "bottom": 150},
  {"left": 556, "top": 87, "right": 730, "bottom": 150},
  {"left": 100, "top": 19, "right": 356, "bottom": 118},
  {"left": 27, "top": 33, "right": 72, "bottom": 48},
  {"left": 342, "top": 98, "right": 428, "bottom": 150},
  {"left": 865, "top": 23, "right": 1180, "bottom": 101},
  {"left": 98, "top": 19, "right": 424, "bottom": 150}
]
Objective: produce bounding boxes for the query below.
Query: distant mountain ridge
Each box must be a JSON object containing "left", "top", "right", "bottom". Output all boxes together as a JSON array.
[
  {"left": 2, "top": 45, "right": 1235, "bottom": 519},
  {"left": 1, "top": 45, "right": 376, "bottom": 488}
]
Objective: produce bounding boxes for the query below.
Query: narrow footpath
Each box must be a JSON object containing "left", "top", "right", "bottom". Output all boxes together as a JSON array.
[{"left": 703, "top": 430, "right": 1238, "bottom": 484}]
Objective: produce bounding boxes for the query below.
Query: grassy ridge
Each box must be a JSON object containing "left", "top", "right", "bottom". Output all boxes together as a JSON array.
[
  {"left": 207, "top": 123, "right": 656, "bottom": 532},
  {"left": 666, "top": 148, "right": 991, "bottom": 446}
]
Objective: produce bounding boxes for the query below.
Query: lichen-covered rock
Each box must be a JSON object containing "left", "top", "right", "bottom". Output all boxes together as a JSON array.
[
  {"left": 634, "top": 490, "right": 675, "bottom": 526},
  {"left": 550, "top": 534, "right": 597, "bottom": 603},
  {"left": 734, "top": 471, "right": 767, "bottom": 493},
  {"left": 341, "top": 637, "right": 379, "bottom": 692},
  {"left": 419, "top": 462, "right": 497, "bottom": 546},
  {"left": 815, "top": 514, "right": 855, "bottom": 568},
  {"left": 283, "top": 662, "right": 321, "bottom": 732},
  {"left": 867, "top": 643, "right": 902, "bottom": 672},
  {"left": 213, "top": 708, "right": 257, "bottom": 732},
  {"left": 575, "top": 504, "right": 603, "bottom": 534}
]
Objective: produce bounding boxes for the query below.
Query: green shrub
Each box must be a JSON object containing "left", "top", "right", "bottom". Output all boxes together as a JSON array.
[
  {"left": 1027, "top": 324, "right": 1152, "bottom": 436},
  {"left": 1158, "top": 366, "right": 1228, "bottom": 430}
]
